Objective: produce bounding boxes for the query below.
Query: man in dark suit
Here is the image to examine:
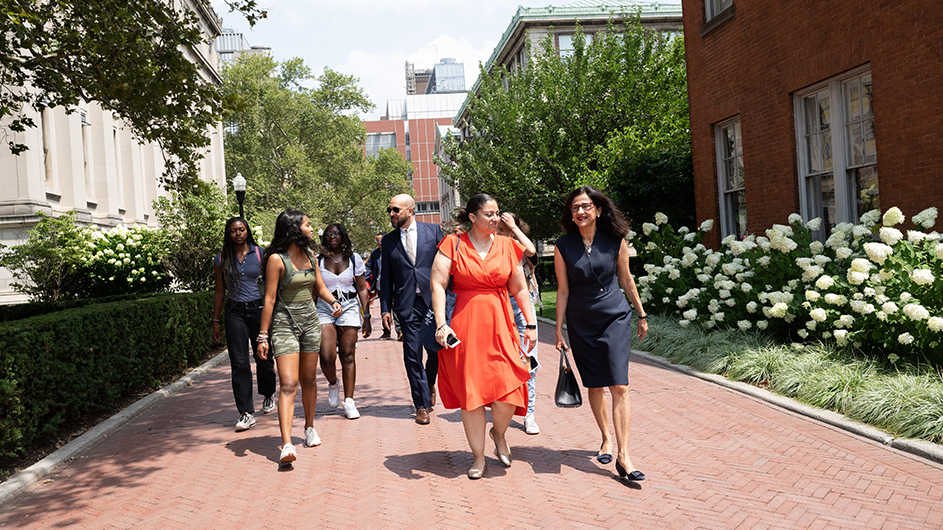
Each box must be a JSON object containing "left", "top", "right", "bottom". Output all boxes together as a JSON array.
[
  {"left": 365, "top": 233, "right": 393, "bottom": 339},
  {"left": 380, "top": 194, "right": 444, "bottom": 425}
]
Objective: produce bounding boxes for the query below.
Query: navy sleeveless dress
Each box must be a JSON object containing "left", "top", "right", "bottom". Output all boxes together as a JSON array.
[{"left": 556, "top": 231, "right": 633, "bottom": 388}]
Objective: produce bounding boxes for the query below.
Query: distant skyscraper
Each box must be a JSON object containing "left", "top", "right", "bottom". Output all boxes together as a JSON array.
[
  {"left": 425, "top": 59, "right": 465, "bottom": 94},
  {"left": 217, "top": 27, "right": 271, "bottom": 64}
]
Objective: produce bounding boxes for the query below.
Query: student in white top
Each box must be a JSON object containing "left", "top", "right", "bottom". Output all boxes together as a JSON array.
[{"left": 317, "top": 223, "right": 372, "bottom": 419}]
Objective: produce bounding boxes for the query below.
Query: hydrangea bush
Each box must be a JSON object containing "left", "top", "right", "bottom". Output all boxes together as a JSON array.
[
  {"left": 82, "top": 224, "right": 171, "bottom": 297},
  {"left": 636, "top": 206, "right": 943, "bottom": 362}
]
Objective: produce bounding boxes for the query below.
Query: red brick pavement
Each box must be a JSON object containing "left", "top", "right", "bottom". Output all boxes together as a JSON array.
[{"left": 2, "top": 306, "right": 942, "bottom": 529}]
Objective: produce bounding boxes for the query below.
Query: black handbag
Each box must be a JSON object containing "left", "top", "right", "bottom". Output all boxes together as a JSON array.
[{"left": 554, "top": 346, "right": 582, "bottom": 408}]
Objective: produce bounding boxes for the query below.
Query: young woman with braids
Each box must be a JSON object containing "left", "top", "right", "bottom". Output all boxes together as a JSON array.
[
  {"left": 213, "top": 217, "right": 276, "bottom": 432},
  {"left": 317, "top": 223, "right": 372, "bottom": 420},
  {"left": 256, "top": 209, "right": 342, "bottom": 465}
]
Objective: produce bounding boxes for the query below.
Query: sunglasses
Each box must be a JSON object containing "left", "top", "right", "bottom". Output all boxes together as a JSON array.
[{"left": 387, "top": 206, "right": 410, "bottom": 214}]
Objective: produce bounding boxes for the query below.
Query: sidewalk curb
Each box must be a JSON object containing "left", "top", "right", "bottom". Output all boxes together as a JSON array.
[
  {"left": 537, "top": 316, "right": 943, "bottom": 466},
  {"left": 0, "top": 350, "right": 230, "bottom": 506}
]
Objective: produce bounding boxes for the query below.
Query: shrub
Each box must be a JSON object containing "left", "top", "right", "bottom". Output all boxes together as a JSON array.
[
  {"left": 0, "top": 292, "right": 215, "bottom": 462},
  {"left": 636, "top": 206, "right": 943, "bottom": 364},
  {"left": 0, "top": 211, "right": 89, "bottom": 302},
  {"left": 80, "top": 224, "right": 172, "bottom": 297}
]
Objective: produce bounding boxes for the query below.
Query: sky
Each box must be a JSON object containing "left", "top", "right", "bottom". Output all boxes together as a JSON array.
[{"left": 210, "top": 0, "right": 681, "bottom": 120}]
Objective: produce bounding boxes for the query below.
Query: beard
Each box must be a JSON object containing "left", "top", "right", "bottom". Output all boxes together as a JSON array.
[{"left": 391, "top": 215, "right": 410, "bottom": 229}]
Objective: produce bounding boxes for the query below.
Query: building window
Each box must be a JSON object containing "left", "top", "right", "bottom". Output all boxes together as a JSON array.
[
  {"left": 715, "top": 117, "right": 746, "bottom": 238},
  {"left": 557, "top": 34, "right": 592, "bottom": 58},
  {"left": 795, "top": 67, "right": 877, "bottom": 234},
  {"left": 365, "top": 132, "right": 396, "bottom": 158},
  {"left": 415, "top": 201, "right": 440, "bottom": 215},
  {"left": 706, "top": 0, "right": 733, "bottom": 21}
]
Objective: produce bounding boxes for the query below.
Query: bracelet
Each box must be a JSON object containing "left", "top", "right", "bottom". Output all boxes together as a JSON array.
[
  {"left": 436, "top": 323, "right": 447, "bottom": 331},
  {"left": 525, "top": 324, "right": 537, "bottom": 329},
  {"left": 331, "top": 300, "right": 341, "bottom": 306},
  {"left": 211, "top": 319, "right": 220, "bottom": 324},
  {"left": 638, "top": 314, "right": 648, "bottom": 320}
]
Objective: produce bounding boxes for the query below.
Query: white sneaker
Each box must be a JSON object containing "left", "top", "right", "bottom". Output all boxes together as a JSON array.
[
  {"left": 328, "top": 383, "right": 340, "bottom": 408},
  {"left": 235, "top": 412, "right": 256, "bottom": 431},
  {"left": 261, "top": 395, "right": 276, "bottom": 414},
  {"left": 343, "top": 397, "right": 360, "bottom": 419},
  {"left": 279, "top": 443, "right": 297, "bottom": 464},
  {"left": 524, "top": 414, "right": 540, "bottom": 435},
  {"left": 304, "top": 426, "right": 321, "bottom": 447}
]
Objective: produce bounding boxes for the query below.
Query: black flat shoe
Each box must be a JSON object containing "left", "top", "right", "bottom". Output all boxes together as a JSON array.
[
  {"left": 615, "top": 460, "right": 645, "bottom": 481},
  {"left": 596, "top": 453, "right": 613, "bottom": 464}
]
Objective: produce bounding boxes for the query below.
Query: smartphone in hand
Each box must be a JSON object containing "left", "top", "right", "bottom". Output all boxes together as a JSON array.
[{"left": 446, "top": 334, "right": 461, "bottom": 348}]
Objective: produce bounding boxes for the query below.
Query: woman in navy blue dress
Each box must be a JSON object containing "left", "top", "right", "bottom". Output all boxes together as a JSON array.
[{"left": 554, "top": 186, "right": 649, "bottom": 482}]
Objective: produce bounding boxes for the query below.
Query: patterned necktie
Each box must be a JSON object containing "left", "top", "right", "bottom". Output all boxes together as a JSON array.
[{"left": 405, "top": 229, "right": 416, "bottom": 264}]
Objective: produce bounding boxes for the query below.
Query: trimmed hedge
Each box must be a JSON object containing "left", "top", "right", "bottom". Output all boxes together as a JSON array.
[
  {"left": 0, "top": 292, "right": 215, "bottom": 461},
  {"left": 0, "top": 293, "right": 155, "bottom": 323}
]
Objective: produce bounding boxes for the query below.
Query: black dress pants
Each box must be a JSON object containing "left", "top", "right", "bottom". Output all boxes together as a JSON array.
[{"left": 225, "top": 299, "right": 277, "bottom": 414}]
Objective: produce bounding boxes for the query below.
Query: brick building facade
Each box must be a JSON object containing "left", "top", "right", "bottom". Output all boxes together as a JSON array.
[{"left": 682, "top": 0, "right": 943, "bottom": 247}]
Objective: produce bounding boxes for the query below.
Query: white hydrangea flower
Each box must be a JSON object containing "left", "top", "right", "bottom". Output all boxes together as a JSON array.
[
  {"left": 805, "top": 290, "right": 821, "bottom": 302},
  {"left": 876, "top": 311, "right": 888, "bottom": 321},
  {"left": 863, "top": 242, "right": 894, "bottom": 265},
  {"left": 678, "top": 226, "right": 690, "bottom": 235},
  {"left": 746, "top": 301, "right": 758, "bottom": 313},
  {"left": 642, "top": 222, "right": 657, "bottom": 236},
  {"left": 824, "top": 293, "right": 845, "bottom": 305},
  {"left": 936, "top": 244, "right": 943, "bottom": 260},
  {"left": 908, "top": 230, "right": 928, "bottom": 244},
  {"left": 833, "top": 329, "right": 848, "bottom": 345},
  {"left": 725, "top": 298, "right": 737, "bottom": 307},
  {"left": 757, "top": 256, "right": 771, "bottom": 266},
  {"left": 810, "top": 308, "right": 827, "bottom": 322},
  {"left": 757, "top": 320, "right": 768, "bottom": 330},
  {"left": 654, "top": 212, "right": 668, "bottom": 225},
  {"left": 900, "top": 292, "right": 912, "bottom": 303},
  {"left": 898, "top": 332, "right": 915, "bottom": 345},
  {"left": 684, "top": 232, "right": 697, "bottom": 241},
  {"left": 837, "top": 314, "right": 855, "bottom": 328},
  {"left": 696, "top": 274, "right": 710, "bottom": 283},
  {"left": 813, "top": 254, "right": 831, "bottom": 266},
  {"left": 705, "top": 253, "right": 722, "bottom": 267},
  {"left": 879, "top": 227, "right": 904, "bottom": 246},
  {"left": 770, "top": 303, "right": 789, "bottom": 318},
  {"left": 850, "top": 258, "right": 873, "bottom": 273},
  {"left": 882, "top": 302, "right": 899, "bottom": 314},
  {"left": 927, "top": 317, "right": 943, "bottom": 332},
  {"left": 903, "top": 303, "right": 929, "bottom": 321},
  {"left": 806, "top": 320, "right": 817, "bottom": 330},
  {"left": 835, "top": 247, "right": 853, "bottom": 260},
  {"left": 788, "top": 213, "right": 803, "bottom": 225},
  {"left": 825, "top": 230, "right": 848, "bottom": 249},
  {"left": 713, "top": 312, "right": 725, "bottom": 322},
  {"left": 718, "top": 289, "right": 731, "bottom": 299},
  {"left": 860, "top": 209, "right": 881, "bottom": 227},
  {"left": 683, "top": 309, "right": 697, "bottom": 321},
  {"left": 669, "top": 268, "right": 681, "bottom": 280},
  {"left": 815, "top": 275, "right": 835, "bottom": 290},
  {"left": 678, "top": 320, "right": 690, "bottom": 327},
  {"left": 910, "top": 268, "right": 935, "bottom": 285},
  {"left": 699, "top": 219, "right": 714, "bottom": 232},
  {"left": 850, "top": 225, "right": 870, "bottom": 240},
  {"left": 913, "top": 207, "right": 938, "bottom": 229},
  {"left": 736, "top": 320, "right": 752, "bottom": 331},
  {"left": 847, "top": 271, "right": 869, "bottom": 285},
  {"left": 756, "top": 237, "right": 771, "bottom": 252},
  {"left": 797, "top": 329, "right": 809, "bottom": 339},
  {"left": 806, "top": 218, "right": 822, "bottom": 231},
  {"left": 741, "top": 282, "right": 752, "bottom": 293},
  {"left": 882, "top": 207, "right": 905, "bottom": 227}
]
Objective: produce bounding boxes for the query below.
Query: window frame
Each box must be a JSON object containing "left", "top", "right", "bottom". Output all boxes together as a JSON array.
[
  {"left": 794, "top": 65, "right": 874, "bottom": 228},
  {"left": 714, "top": 115, "right": 746, "bottom": 238}
]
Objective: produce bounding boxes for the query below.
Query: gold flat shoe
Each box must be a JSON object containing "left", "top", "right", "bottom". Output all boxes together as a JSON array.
[
  {"left": 467, "top": 461, "right": 487, "bottom": 479},
  {"left": 489, "top": 427, "right": 512, "bottom": 466}
]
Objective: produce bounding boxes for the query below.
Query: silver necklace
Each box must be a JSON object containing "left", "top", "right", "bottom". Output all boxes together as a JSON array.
[
  {"left": 328, "top": 252, "right": 342, "bottom": 264},
  {"left": 583, "top": 241, "right": 592, "bottom": 255}
]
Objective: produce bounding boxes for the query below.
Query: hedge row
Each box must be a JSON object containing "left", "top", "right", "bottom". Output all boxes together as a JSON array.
[
  {"left": 0, "top": 293, "right": 155, "bottom": 323},
  {"left": 0, "top": 292, "right": 215, "bottom": 461}
]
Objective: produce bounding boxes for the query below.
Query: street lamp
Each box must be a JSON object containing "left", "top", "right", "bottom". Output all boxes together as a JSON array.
[{"left": 233, "top": 173, "right": 246, "bottom": 218}]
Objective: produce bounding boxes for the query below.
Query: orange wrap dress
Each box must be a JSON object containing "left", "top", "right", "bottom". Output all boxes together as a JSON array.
[{"left": 436, "top": 233, "right": 531, "bottom": 415}]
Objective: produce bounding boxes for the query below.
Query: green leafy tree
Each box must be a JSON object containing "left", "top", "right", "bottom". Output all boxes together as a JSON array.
[
  {"left": 0, "top": 0, "right": 264, "bottom": 191},
  {"left": 0, "top": 211, "right": 89, "bottom": 302},
  {"left": 222, "top": 54, "right": 412, "bottom": 249},
  {"left": 153, "top": 181, "right": 230, "bottom": 293},
  {"left": 442, "top": 16, "right": 691, "bottom": 239}
]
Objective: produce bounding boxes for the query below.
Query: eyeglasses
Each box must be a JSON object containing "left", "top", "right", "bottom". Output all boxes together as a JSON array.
[
  {"left": 387, "top": 206, "right": 409, "bottom": 214},
  {"left": 570, "top": 202, "right": 596, "bottom": 213}
]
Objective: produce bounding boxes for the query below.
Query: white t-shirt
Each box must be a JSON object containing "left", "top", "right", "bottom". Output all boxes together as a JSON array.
[{"left": 319, "top": 253, "right": 365, "bottom": 294}]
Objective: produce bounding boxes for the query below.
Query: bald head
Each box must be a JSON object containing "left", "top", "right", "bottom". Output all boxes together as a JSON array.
[{"left": 389, "top": 194, "right": 416, "bottom": 229}]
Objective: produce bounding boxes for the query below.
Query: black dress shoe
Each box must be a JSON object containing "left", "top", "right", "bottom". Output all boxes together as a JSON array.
[
  {"left": 596, "top": 453, "right": 613, "bottom": 464},
  {"left": 616, "top": 460, "right": 645, "bottom": 481}
]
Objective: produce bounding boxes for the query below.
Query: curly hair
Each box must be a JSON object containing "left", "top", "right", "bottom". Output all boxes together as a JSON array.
[
  {"left": 219, "top": 217, "right": 257, "bottom": 294},
  {"left": 559, "top": 185, "right": 630, "bottom": 238},
  {"left": 262, "top": 209, "right": 314, "bottom": 277},
  {"left": 319, "top": 222, "right": 353, "bottom": 259}
]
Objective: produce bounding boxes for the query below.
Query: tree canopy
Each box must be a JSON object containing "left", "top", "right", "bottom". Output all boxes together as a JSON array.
[
  {"left": 221, "top": 53, "right": 412, "bottom": 249},
  {"left": 442, "top": 16, "right": 692, "bottom": 239},
  {"left": 0, "top": 0, "right": 265, "bottom": 191}
]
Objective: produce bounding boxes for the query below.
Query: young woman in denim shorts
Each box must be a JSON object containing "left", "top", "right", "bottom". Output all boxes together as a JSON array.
[
  {"left": 257, "top": 209, "right": 342, "bottom": 465},
  {"left": 317, "top": 223, "right": 372, "bottom": 420}
]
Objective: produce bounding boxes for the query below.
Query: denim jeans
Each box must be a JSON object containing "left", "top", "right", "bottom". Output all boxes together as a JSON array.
[
  {"left": 225, "top": 299, "right": 277, "bottom": 414},
  {"left": 511, "top": 296, "right": 538, "bottom": 416}
]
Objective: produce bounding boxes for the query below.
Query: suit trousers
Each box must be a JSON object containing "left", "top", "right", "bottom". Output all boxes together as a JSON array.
[
  {"left": 225, "top": 299, "right": 277, "bottom": 414},
  {"left": 401, "top": 296, "right": 438, "bottom": 409}
]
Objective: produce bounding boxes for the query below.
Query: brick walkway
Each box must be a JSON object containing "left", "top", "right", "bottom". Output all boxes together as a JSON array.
[{"left": 2, "top": 307, "right": 942, "bottom": 529}]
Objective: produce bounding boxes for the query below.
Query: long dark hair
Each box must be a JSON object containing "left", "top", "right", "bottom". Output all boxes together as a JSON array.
[
  {"left": 455, "top": 193, "right": 496, "bottom": 224},
  {"left": 559, "top": 186, "right": 630, "bottom": 238},
  {"left": 319, "top": 222, "right": 353, "bottom": 260},
  {"left": 220, "top": 217, "right": 257, "bottom": 293},
  {"left": 262, "top": 209, "right": 314, "bottom": 276}
]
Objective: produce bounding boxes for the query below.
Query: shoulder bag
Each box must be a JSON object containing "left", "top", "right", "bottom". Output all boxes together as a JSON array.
[{"left": 554, "top": 346, "right": 582, "bottom": 408}]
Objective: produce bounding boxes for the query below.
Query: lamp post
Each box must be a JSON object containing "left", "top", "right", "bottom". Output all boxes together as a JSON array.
[{"left": 233, "top": 173, "right": 246, "bottom": 219}]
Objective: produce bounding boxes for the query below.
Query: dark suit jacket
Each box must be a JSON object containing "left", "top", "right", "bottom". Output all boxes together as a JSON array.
[
  {"left": 365, "top": 247, "right": 382, "bottom": 290},
  {"left": 379, "top": 221, "right": 444, "bottom": 321}
]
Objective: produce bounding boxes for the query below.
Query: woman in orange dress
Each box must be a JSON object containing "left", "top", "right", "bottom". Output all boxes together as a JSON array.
[{"left": 430, "top": 194, "right": 538, "bottom": 479}]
